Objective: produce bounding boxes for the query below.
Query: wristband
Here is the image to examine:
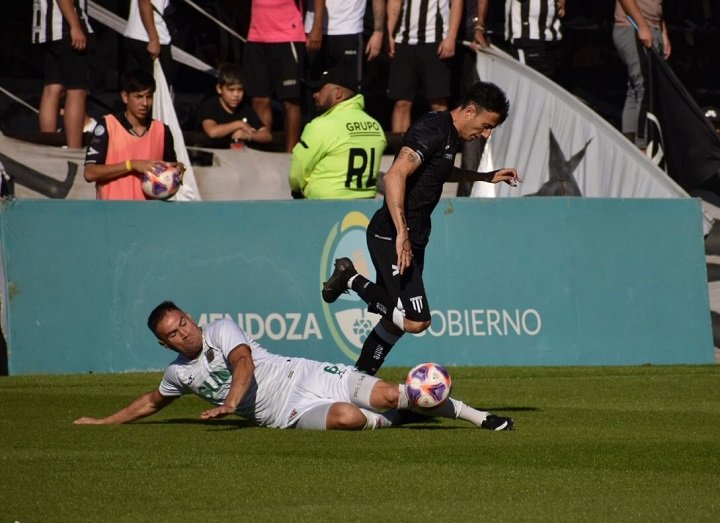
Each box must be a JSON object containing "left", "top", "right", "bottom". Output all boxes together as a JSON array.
[
  {"left": 474, "top": 24, "right": 485, "bottom": 32},
  {"left": 125, "top": 159, "right": 133, "bottom": 172}
]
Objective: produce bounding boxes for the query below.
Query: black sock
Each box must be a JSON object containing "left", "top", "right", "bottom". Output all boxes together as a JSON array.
[
  {"left": 354, "top": 325, "right": 402, "bottom": 375},
  {"left": 350, "top": 275, "right": 396, "bottom": 322}
]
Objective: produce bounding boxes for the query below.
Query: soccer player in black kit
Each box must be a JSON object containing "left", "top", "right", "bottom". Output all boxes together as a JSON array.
[{"left": 322, "top": 81, "right": 520, "bottom": 376}]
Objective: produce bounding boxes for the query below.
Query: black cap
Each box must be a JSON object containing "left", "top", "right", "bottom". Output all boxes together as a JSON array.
[{"left": 308, "top": 68, "right": 358, "bottom": 92}]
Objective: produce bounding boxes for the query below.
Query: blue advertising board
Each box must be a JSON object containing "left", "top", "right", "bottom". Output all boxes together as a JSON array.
[{"left": 0, "top": 198, "right": 712, "bottom": 374}]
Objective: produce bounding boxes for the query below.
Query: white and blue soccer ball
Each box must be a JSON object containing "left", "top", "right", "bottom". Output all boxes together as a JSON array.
[
  {"left": 142, "top": 163, "right": 181, "bottom": 200},
  {"left": 405, "top": 362, "right": 452, "bottom": 409}
]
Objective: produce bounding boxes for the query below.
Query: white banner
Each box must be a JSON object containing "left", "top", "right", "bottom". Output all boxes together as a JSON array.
[
  {"left": 0, "top": 132, "right": 295, "bottom": 201},
  {"left": 0, "top": 133, "right": 94, "bottom": 199},
  {"left": 0, "top": 131, "right": 400, "bottom": 201},
  {"left": 472, "top": 46, "right": 711, "bottom": 233},
  {"left": 152, "top": 60, "right": 200, "bottom": 201}
]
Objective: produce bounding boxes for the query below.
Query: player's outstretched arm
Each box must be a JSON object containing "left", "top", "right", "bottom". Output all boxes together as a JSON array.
[
  {"left": 448, "top": 166, "right": 520, "bottom": 186},
  {"left": 73, "top": 389, "right": 175, "bottom": 425}
]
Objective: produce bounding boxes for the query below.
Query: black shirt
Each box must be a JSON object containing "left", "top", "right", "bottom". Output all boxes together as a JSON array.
[
  {"left": 369, "top": 111, "right": 460, "bottom": 249},
  {"left": 195, "top": 96, "right": 264, "bottom": 148},
  {"left": 84, "top": 113, "right": 176, "bottom": 166}
]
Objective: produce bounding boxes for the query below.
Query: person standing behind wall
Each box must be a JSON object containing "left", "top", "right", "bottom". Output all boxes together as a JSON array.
[
  {"left": 467, "top": 1, "right": 564, "bottom": 197},
  {"left": 32, "top": 0, "right": 96, "bottom": 149},
  {"left": 474, "top": 0, "right": 566, "bottom": 79},
  {"left": 613, "top": 0, "right": 671, "bottom": 149},
  {"left": 244, "top": 0, "right": 325, "bottom": 152},
  {"left": 123, "top": 0, "right": 178, "bottom": 89},
  {"left": 304, "top": 0, "right": 386, "bottom": 88},
  {"left": 386, "top": 0, "right": 463, "bottom": 133}
]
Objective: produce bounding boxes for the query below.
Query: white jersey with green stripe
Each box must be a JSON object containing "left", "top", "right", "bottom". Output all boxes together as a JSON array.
[{"left": 159, "top": 319, "right": 302, "bottom": 428}]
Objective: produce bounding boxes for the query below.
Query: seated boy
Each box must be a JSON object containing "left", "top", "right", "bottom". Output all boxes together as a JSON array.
[{"left": 196, "top": 63, "right": 272, "bottom": 148}]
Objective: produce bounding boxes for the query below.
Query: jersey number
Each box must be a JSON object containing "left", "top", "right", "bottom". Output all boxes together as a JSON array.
[{"left": 346, "top": 148, "right": 377, "bottom": 189}]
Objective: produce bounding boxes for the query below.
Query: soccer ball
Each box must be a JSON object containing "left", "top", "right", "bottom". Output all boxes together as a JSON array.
[
  {"left": 405, "top": 362, "right": 452, "bottom": 409},
  {"left": 141, "top": 163, "right": 181, "bottom": 200}
]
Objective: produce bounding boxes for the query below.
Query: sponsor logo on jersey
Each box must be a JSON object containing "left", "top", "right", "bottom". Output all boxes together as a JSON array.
[
  {"left": 409, "top": 295, "right": 424, "bottom": 313},
  {"left": 345, "top": 120, "right": 381, "bottom": 133},
  {"left": 320, "top": 211, "right": 381, "bottom": 361}
]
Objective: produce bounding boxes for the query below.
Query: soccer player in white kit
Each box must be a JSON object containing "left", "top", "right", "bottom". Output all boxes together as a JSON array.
[{"left": 74, "top": 301, "right": 513, "bottom": 431}]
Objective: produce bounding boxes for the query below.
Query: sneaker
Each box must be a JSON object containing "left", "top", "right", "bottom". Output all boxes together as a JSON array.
[
  {"left": 321, "top": 258, "right": 357, "bottom": 303},
  {"left": 481, "top": 414, "right": 514, "bottom": 431}
]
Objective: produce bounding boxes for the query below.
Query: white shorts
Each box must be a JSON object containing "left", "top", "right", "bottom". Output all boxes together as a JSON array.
[{"left": 281, "top": 360, "right": 379, "bottom": 428}]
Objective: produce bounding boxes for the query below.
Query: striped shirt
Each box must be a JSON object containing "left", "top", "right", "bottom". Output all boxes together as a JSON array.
[
  {"left": 32, "top": 0, "right": 94, "bottom": 44},
  {"left": 504, "top": 0, "right": 562, "bottom": 43},
  {"left": 393, "top": 0, "right": 452, "bottom": 45}
]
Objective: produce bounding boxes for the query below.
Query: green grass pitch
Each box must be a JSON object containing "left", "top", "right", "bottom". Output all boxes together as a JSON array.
[{"left": 1, "top": 365, "right": 719, "bottom": 522}]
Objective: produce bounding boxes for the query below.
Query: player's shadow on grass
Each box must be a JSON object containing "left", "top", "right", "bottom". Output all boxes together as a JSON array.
[
  {"left": 482, "top": 406, "right": 538, "bottom": 412},
  {"left": 139, "top": 407, "right": 539, "bottom": 430},
  {"left": 396, "top": 421, "right": 468, "bottom": 430},
  {"left": 395, "top": 405, "right": 538, "bottom": 429},
  {"left": 141, "top": 418, "right": 256, "bottom": 430}
]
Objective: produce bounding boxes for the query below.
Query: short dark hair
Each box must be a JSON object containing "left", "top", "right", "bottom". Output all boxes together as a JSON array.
[
  {"left": 217, "top": 63, "right": 245, "bottom": 87},
  {"left": 460, "top": 81, "right": 510, "bottom": 123},
  {"left": 147, "top": 300, "right": 181, "bottom": 335},
  {"left": 121, "top": 68, "right": 156, "bottom": 94}
]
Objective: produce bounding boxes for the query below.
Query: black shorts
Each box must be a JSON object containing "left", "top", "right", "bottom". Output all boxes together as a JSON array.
[
  {"left": 510, "top": 39, "right": 564, "bottom": 78},
  {"left": 43, "top": 36, "right": 95, "bottom": 90},
  {"left": 367, "top": 231, "right": 431, "bottom": 323},
  {"left": 309, "top": 33, "right": 363, "bottom": 82},
  {"left": 124, "top": 37, "right": 177, "bottom": 85},
  {"left": 387, "top": 42, "right": 451, "bottom": 101},
  {"left": 243, "top": 41, "right": 305, "bottom": 100}
]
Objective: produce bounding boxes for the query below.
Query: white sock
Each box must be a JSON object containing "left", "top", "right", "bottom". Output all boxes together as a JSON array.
[
  {"left": 360, "top": 408, "right": 394, "bottom": 430},
  {"left": 413, "top": 398, "right": 489, "bottom": 428},
  {"left": 397, "top": 384, "right": 410, "bottom": 409},
  {"left": 455, "top": 401, "right": 490, "bottom": 427}
]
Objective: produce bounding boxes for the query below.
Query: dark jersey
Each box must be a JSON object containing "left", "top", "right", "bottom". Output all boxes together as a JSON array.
[
  {"left": 368, "top": 111, "right": 459, "bottom": 249},
  {"left": 195, "top": 96, "right": 264, "bottom": 148},
  {"left": 84, "top": 113, "right": 176, "bottom": 166}
]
